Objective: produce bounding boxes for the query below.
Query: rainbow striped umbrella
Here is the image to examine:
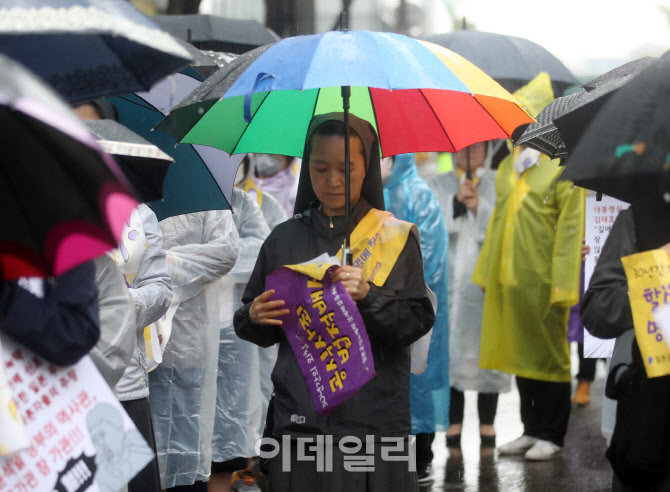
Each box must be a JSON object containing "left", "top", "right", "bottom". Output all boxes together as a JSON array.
[{"left": 157, "top": 30, "right": 534, "bottom": 158}]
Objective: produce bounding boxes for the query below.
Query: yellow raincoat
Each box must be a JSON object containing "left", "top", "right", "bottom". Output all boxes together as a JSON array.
[{"left": 471, "top": 74, "right": 586, "bottom": 382}]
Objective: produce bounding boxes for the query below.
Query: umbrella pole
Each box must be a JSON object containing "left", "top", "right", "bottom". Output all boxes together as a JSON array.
[
  {"left": 466, "top": 146, "right": 472, "bottom": 180},
  {"left": 342, "top": 85, "right": 353, "bottom": 266}
]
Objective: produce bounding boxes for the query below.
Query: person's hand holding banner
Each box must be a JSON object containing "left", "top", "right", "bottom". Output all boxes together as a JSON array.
[
  {"left": 250, "top": 289, "right": 290, "bottom": 326},
  {"left": 265, "top": 258, "right": 375, "bottom": 418},
  {"left": 331, "top": 265, "right": 370, "bottom": 301}
]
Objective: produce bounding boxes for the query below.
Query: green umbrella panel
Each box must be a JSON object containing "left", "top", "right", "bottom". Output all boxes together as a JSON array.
[{"left": 160, "top": 86, "right": 380, "bottom": 157}]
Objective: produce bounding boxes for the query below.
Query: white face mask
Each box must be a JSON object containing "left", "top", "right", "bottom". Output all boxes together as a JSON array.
[
  {"left": 254, "top": 154, "right": 284, "bottom": 178},
  {"left": 380, "top": 157, "right": 394, "bottom": 184}
]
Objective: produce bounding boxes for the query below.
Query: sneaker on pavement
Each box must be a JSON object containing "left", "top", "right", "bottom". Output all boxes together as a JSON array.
[
  {"left": 417, "top": 464, "right": 433, "bottom": 484},
  {"left": 231, "top": 469, "right": 261, "bottom": 492},
  {"left": 524, "top": 440, "right": 563, "bottom": 461},
  {"left": 497, "top": 435, "right": 539, "bottom": 455}
]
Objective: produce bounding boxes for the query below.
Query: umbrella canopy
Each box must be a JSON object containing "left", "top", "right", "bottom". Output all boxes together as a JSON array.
[
  {"left": 170, "top": 35, "right": 220, "bottom": 79},
  {"left": 421, "top": 30, "right": 579, "bottom": 96},
  {"left": 109, "top": 72, "right": 242, "bottom": 221},
  {"left": 156, "top": 29, "right": 533, "bottom": 258},
  {"left": 561, "top": 52, "right": 670, "bottom": 204},
  {"left": 200, "top": 50, "right": 238, "bottom": 68},
  {"left": 153, "top": 14, "right": 280, "bottom": 54},
  {"left": 516, "top": 57, "right": 655, "bottom": 158},
  {"left": 0, "top": 0, "right": 192, "bottom": 103},
  {"left": 85, "top": 119, "right": 173, "bottom": 203},
  {"left": 0, "top": 54, "right": 137, "bottom": 280},
  {"left": 157, "top": 31, "right": 534, "bottom": 158}
]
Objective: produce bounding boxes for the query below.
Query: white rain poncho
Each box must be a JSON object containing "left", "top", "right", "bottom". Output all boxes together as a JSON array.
[
  {"left": 429, "top": 153, "right": 511, "bottom": 394},
  {"left": 114, "top": 204, "right": 173, "bottom": 401},
  {"left": 239, "top": 155, "right": 291, "bottom": 228},
  {"left": 212, "top": 188, "right": 272, "bottom": 463},
  {"left": 88, "top": 255, "right": 136, "bottom": 390},
  {"left": 246, "top": 155, "right": 301, "bottom": 218},
  {"left": 240, "top": 183, "right": 286, "bottom": 436},
  {"left": 149, "top": 210, "right": 239, "bottom": 487},
  {"left": 243, "top": 183, "right": 288, "bottom": 230}
]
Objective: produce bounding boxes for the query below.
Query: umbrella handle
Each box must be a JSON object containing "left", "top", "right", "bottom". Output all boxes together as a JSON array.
[
  {"left": 342, "top": 85, "right": 352, "bottom": 264},
  {"left": 342, "top": 245, "right": 353, "bottom": 266},
  {"left": 340, "top": 11, "right": 349, "bottom": 31}
]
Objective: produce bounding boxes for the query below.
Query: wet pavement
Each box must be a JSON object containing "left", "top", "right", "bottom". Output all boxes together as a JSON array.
[{"left": 422, "top": 355, "right": 613, "bottom": 491}]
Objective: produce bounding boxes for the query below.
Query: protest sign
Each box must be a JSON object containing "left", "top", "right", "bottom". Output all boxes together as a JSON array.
[
  {"left": 583, "top": 193, "right": 628, "bottom": 358},
  {"left": 621, "top": 249, "right": 670, "bottom": 378},
  {"left": 0, "top": 336, "right": 153, "bottom": 492}
]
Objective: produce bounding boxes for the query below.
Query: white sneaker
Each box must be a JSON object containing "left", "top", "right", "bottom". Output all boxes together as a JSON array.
[
  {"left": 524, "top": 440, "right": 563, "bottom": 461},
  {"left": 497, "top": 435, "right": 539, "bottom": 455}
]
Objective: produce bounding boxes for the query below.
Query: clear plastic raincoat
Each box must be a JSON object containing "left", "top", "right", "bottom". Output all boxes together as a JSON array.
[
  {"left": 114, "top": 204, "right": 173, "bottom": 401},
  {"left": 212, "top": 188, "right": 271, "bottom": 464},
  {"left": 429, "top": 146, "right": 511, "bottom": 394},
  {"left": 472, "top": 148, "right": 585, "bottom": 382},
  {"left": 242, "top": 179, "right": 289, "bottom": 230},
  {"left": 383, "top": 153, "right": 450, "bottom": 433},
  {"left": 239, "top": 182, "right": 286, "bottom": 438},
  {"left": 88, "top": 256, "right": 136, "bottom": 390},
  {"left": 247, "top": 155, "right": 301, "bottom": 218},
  {"left": 149, "top": 210, "right": 239, "bottom": 487}
]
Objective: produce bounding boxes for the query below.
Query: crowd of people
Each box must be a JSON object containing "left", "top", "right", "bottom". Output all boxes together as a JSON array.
[{"left": 3, "top": 38, "right": 667, "bottom": 492}]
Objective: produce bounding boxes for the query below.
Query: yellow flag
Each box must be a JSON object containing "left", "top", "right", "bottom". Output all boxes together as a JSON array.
[{"left": 621, "top": 249, "right": 670, "bottom": 378}]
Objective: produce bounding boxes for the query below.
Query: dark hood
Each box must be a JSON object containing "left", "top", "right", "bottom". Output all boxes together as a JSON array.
[{"left": 293, "top": 112, "right": 385, "bottom": 215}]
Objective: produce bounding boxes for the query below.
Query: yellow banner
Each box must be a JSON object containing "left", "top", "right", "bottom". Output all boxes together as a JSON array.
[
  {"left": 285, "top": 209, "right": 413, "bottom": 287},
  {"left": 285, "top": 262, "right": 334, "bottom": 282},
  {"left": 621, "top": 249, "right": 670, "bottom": 378}
]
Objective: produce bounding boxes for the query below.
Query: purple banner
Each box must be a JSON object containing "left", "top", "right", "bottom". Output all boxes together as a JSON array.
[{"left": 266, "top": 265, "right": 376, "bottom": 418}]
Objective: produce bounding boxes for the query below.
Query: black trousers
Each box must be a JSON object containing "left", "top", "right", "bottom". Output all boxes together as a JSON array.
[
  {"left": 576, "top": 343, "right": 597, "bottom": 382},
  {"left": 121, "top": 398, "right": 161, "bottom": 492},
  {"left": 167, "top": 482, "right": 208, "bottom": 492},
  {"left": 516, "top": 376, "right": 571, "bottom": 447},
  {"left": 415, "top": 432, "right": 435, "bottom": 473},
  {"left": 448, "top": 387, "right": 499, "bottom": 426}
]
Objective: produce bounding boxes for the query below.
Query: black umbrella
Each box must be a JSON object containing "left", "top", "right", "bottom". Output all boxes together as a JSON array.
[
  {"left": 170, "top": 35, "right": 220, "bottom": 79},
  {"left": 0, "top": 54, "right": 137, "bottom": 280},
  {"left": 200, "top": 50, "right": 238, "bottom": 68},
  {"left": 108, "top": 71, "right": 241, "bottom": 221},
  {"left": 85, "top": 120, "right": 173, "bottom": 203},
  {"left": 153, "top": 14, "right": 280, "bottom": 54},
  {"left": 561, "top": 52, "right": 670, "bottom": 204},
  {"left": 421, "top": 30, "right": 579, "bottom": 96},
  {"left": 0, "top": 0, "right": 193, "bottom": 103},
  {"left": 515, "top": 57, "right": 655, "bottom": 159}
]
